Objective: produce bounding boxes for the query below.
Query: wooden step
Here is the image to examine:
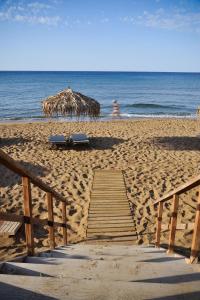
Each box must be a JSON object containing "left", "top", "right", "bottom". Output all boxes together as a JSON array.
[
  {"left": 87, "top": 231, "right": 137, "bottom": 238},
  {"left": 89, "top": 212, "right": 131, "bottom": 216},
  {"left": 87, "top": 226, "right": 134, "bottom": 232},
  {"left": 87, "top": 170, "right": 137, "bottom": 244},
  {"left": 88, "top": 216, "right": 133, "bottom": 221},
  {"left": 90, "top": 204, "right": 129, "bottom": 207},
  {"left": 88, "top": 217, "right": 133, "bottom": 222},
  {"left": 88, "top": 225, "right": 134, "bottom": 230},
  {"left": 89, "top": 207, "right": 130, "bottom": 212}
]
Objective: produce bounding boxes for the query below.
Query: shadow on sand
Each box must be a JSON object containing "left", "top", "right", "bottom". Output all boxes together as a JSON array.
[
  {"left": 153, "top": 136, "right": 200, "bottom": 151},
  {"left": 0, "top": 137, "right": 29, "bottom": 147},
  {"left": 49, "top": 136, "right": 125, "bottom": 151},
  {"left": 0, "top": 161, "right": 49, "bottom": 187}
]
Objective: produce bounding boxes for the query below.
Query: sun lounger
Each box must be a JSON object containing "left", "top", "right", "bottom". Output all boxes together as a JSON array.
[
  {"left": 70, "top": 134, "right": 89, "bottom": 145},
  {"left": 48, "top": 135, "right": 69, "bottom": 148},
  {"left": 49, "top": 135, "right": 67, "bottom": 145},
  {"left": 0, "top": 220, "right": 22, "bottom": 237},
  {"left": 48, "top": 134, "right": 89, "bottom": 148}
]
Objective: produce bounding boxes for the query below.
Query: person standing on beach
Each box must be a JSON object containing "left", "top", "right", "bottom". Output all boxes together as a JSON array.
[{"left": 112, "top": 100, "right": 120, "bottom": 117}]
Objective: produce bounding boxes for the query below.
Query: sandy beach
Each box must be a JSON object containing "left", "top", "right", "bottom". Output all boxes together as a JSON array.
[{"left": 0, "top": 118, "right": 200, "bottom": 260}]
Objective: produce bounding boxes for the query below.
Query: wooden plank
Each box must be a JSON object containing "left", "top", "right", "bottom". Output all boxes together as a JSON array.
[
  {"left": 93, "top": 187, "right": 125, "bottom": 189},
  {"left": 91, "top": 193, "right": 127, "bottom": 196},
  {"left": 90, "top": 202, "right": 128, "bottom": 205},
  {"left": 0, "top": 223, "right": 10, "bottom": 232},
  {"left": 91, "top": 199, "right": 127, "bottom": 202},
  {"left": 62, "top": 201, "right": 67, "bottom": 246},
  {"left": 154, "top": 174, "right": 200, "bottom": 204},
  {"left": 88, "top": 216, "right": 133, "bottom": 221},
  {"left": 22, "top": 176, "right": 34, "bottom": 256},
  {"left": 87, "top": 224, "right": 134, "bottom": 233},
  {"left": 8, "top": 222, "right": 20, "bottom": 235},
  {"left": 190, "top": 192, "right": 200, "bottom": 263},
  {"left": 93, "top": 183, "right": 125, "bottom": 186},
  {"left": 88, "top": 223, "right": 134, "bottom": 228},
  {"left": 89, "top": 208, "right": 130, "bottom": 212},
  {"left": 89, "top": 213, "right": 132, "bottom": 217},
  {"left": 87, "top": 231, "right": 136, "bottom": 238},
  {"left": 167, "top": 194, "right": 179, "bottom": 254},
  {"left": 47, "top": 192, "right": 55, "bottom": 249},
  {"left": 91, "top": 203, "right": 128, "bottom": 206},
  {"left": 155, "top": 201, "right": 163, "bottom": 248},
  {"left": 88, "top": 222, "right": 134, "bottom": 227},
  {"left": 89, "top": 205, "right": 129, "bottom": 209},
  {"left": 87, "top": 170, "right": 136, "bottom": 243}
]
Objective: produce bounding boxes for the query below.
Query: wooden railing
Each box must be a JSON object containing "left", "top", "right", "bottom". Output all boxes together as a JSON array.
[
  {"left": 154, "top": 174, "right": 200, "bottom": 263},
  {"left": 0, "top": 149, "right": 68, "bottom": 256}
]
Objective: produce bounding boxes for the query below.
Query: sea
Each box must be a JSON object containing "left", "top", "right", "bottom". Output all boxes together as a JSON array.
[{"left": 0, "top": 71, "right": 200, "bottom": 122}]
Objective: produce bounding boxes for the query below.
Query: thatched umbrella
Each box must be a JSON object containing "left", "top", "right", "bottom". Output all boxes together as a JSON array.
[{"left": 42, "top": 88, "right": 100, "bottom": 118}]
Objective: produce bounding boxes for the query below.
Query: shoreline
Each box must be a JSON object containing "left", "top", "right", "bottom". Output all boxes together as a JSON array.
[{"left": 0, "top": 114, "right": 197, "bottom": 125}]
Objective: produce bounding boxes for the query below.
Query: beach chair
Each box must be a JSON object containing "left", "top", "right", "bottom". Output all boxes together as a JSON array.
[
  {"left": 49, "top": 135, "right": 67, "bottom": 145},
  {"left": 0, "top": 220, "right": 22, "bottom": 237},
  {"left": 48, "top": 134, "right": 89, "bottom": 148},
  {"left": 48, "top": 135, "right": 70, "bottom": 149},
  {"left": 70, "top": 134, "right": 90, "bottom": 145}
]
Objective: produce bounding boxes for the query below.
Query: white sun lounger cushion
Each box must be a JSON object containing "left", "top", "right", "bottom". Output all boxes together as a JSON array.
[{"left": 70, "top": 134, "right": 89, "bottom": 144}]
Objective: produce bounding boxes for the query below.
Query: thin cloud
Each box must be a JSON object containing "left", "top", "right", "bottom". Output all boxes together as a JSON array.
[
  {"left": 120, "top": 8, "right": 200, "bottom": 33},
  {"left": 27, "top": 2, "right": 52, "bottom": 11},
  {"left": 0, "top": 1, "right": 61, "bottom": 26}
]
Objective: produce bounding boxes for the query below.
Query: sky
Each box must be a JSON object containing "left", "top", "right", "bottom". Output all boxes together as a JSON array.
[{"left": 0, "top": 0, "right": 200, "bottom": 72}]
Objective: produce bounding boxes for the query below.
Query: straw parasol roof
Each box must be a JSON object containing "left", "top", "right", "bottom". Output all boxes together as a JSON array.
[{"left": 42, "top": 88, "right": 100, "bottom": 118}]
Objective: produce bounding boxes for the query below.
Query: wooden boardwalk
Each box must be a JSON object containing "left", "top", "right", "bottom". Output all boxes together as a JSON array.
[{"left": 86, "top": 170, "right": 137, "bottom": 244}]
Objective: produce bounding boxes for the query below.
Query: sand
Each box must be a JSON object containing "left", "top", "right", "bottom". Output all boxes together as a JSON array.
[{"left": 0, "top": 118, "right": 200, "bottom": 260}]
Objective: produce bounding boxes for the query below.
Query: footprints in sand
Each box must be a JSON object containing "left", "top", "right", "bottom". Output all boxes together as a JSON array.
[{"left": 1, "top": 119, "right": 200, "bottom": 259}]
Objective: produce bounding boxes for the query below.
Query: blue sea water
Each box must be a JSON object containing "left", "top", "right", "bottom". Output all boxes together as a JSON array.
[{"left": 0, "top": 71, "right": 200, "bottom": 122}]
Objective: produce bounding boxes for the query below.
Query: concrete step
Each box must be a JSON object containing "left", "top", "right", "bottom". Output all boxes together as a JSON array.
[{"left": 1, "top": 245, "right": 200, "bottom": 299}]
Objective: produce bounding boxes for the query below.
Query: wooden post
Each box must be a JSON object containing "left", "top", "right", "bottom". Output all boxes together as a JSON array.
[
  {"left": 47, "top": 192, "right": 55, "bottom": 249},
  {"left": 155, "top": 201, "right": 163, "bottom": 247},
  {"left": 22, "top": 176, "right": 34, "bottom": 256},
  {"left": 190, "top": 192, "right": 200, "bottom": 263},
  {"left": 62, "top": 201, "right": 67, "bottom": 245},
  {"left": 167, "top": 194, "right": 179, "bottom": 254}
]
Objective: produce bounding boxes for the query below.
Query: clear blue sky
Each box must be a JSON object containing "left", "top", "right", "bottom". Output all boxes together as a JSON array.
[{"left": 0, "top": 0, "right": 200, "bottom": 72}]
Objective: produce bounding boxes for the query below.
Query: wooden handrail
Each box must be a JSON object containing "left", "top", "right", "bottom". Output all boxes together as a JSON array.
[
  {"left": 0, "top": 148, "right": 69, "bottom": 256},
  {"left": 154, "top": 174, "right": 200, "bottom": 264},
  {"left": 154, "top": 174, "right": 200, "bottom": 204},
  {"left": 0, "top": 149, "right": 67, "bottom": 203}
]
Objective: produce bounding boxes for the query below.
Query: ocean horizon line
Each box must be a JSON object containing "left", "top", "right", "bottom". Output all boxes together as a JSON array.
[{"left": 1, "top": 70, "right": 200, "bottom": 74}]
